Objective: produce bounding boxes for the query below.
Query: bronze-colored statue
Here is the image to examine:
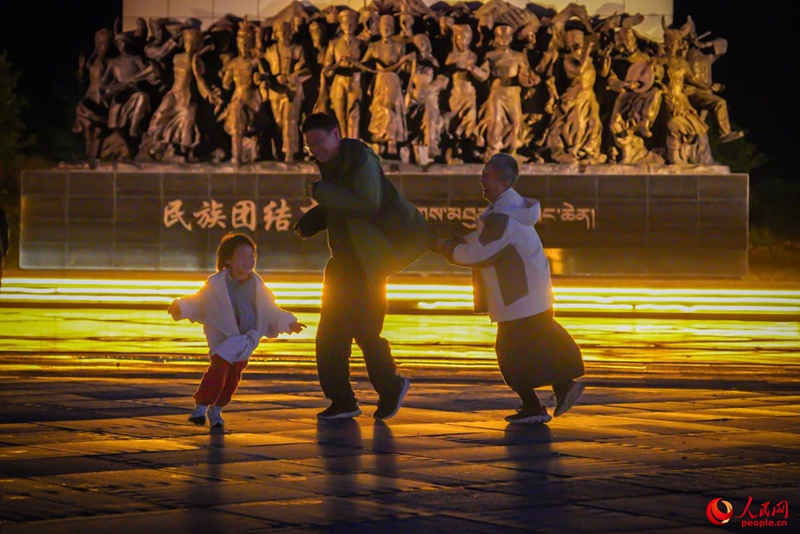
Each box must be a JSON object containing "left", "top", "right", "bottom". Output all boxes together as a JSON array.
[
  {"left": 660, "top": 20, "right": 714, "bottom": 165},
  {"left": 307, "top": 20, "right": 328, "bottom": 115},
  {"left": 604, "top": 27, "right": 664, "bottom": 163},
  {"left": 685, "top": 21, "right": 744, "bottom": 143},
  {"left": 219, "top": 19, "right": 262, "bottom": 166},
  {"left": 361, "top": 14, "right": 412, "bottom": 157},
  {"left": 142, "top": 28, "right": 222, "bottom": 162},
  {"left": 406, "top": 34, "right": 449, "bottom": 165},
  {"left": 444, "top": 24, "right": 488, "bottom": 163},
  {"left": 543, "top": 27, "right": 606, "bottom": 164},
  {"left": 475, "top": 24, "right": 537, "bottom": 160},
  {"left": 261, "top": 21, "right": 310, "bottom": 162},
  {"left": 320, "top": 9, "right": 365, "bottom": 139},
  {"left": 100, "top": 30, "right": 156, "bottom": 158},
  {"left": 73, "top": 28, "right": 113, "bottom": 163}
]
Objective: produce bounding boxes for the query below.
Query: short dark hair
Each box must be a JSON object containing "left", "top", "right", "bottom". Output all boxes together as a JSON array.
[
  {"left": 216, "top": 233, "right": 256, "bottom": 272},
  {"left": 487, "top": 153, "right": 519, "bottom": 185},
  {"left": 301, "top": 113, "right": 339, "bottom": 135}
]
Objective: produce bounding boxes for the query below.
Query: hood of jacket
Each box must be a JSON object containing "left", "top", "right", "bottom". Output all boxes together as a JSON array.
[{"left": 481, "top": 187, "right": 541, "bottom": 227}]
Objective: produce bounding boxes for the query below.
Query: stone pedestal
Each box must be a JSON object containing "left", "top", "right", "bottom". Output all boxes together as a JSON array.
[{"left": 21, "top": 163, "right": 748, "bottom": 277}]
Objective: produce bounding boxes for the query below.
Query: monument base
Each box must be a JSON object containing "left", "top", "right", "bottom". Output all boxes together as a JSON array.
[{"left": 21, "top": 164, "right": 748, "bottom": 277}]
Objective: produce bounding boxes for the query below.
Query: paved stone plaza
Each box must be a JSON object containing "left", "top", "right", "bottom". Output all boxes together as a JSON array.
[{"left": 0, "top": 362, "right": 798, "bottom": 533}]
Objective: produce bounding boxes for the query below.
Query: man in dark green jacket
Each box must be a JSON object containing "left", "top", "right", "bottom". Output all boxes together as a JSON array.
[{"left": 297, "top": 113, "right": 434, "bottom": 420}]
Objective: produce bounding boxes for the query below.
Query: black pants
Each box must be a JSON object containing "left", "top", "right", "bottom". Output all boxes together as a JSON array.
[
  {"left": 316, "top": 258, "right": 399, "bottom": 405},
  {"left": 495, "top": 308, "right": 584, "bottom": 392}
]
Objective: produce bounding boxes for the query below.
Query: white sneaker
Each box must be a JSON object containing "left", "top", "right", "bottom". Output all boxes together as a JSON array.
[
  {"left": 189, "top": 404, "right": 208, "bottom": 425},
  {"left": 207, "top": 405, "right": 224, "bottom": 428},
  {"left": 553, "top": 382, "right": 586, "bottom": 417}
]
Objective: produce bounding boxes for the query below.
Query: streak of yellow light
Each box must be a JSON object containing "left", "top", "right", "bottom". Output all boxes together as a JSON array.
[{"left": 2, "top": 278, "right": 800, "bottom": 317}]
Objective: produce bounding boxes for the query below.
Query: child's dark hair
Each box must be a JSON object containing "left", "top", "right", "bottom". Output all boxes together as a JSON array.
[{"left": 216, "top": 233, "right": 256, "bottom": 272}]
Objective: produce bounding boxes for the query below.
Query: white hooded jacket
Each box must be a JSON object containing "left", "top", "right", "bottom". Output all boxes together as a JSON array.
[
  {"left": 173, "top": 271, "right": 298, "bottom": 363},
  {"left": 442, "top": 187, "right": 553, "bottom": 323}
]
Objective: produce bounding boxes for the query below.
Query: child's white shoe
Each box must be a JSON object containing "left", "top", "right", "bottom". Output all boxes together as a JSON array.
[
  {"left": 208, "top": 405, "right": 224, "bottom": 428},
  {"left": 189, "top": 404, "right": 208, "bottom": 425}
]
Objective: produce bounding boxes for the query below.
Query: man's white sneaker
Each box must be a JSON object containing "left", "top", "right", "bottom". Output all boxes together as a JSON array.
[
  {"left": 189, "top": 404, "right": 208, "bottom": 425},
  {"left": 207, "top": 405, "right": 224, "bottom": 428}
]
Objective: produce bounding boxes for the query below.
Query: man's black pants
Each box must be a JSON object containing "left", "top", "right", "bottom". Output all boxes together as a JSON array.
[{"left": 316, "top": 259, "right": 400, "bottom": 405}]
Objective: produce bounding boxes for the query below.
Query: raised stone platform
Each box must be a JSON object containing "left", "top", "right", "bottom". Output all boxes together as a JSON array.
[{"left": 21, "top": 165, "right": 748, "bottom": 277}]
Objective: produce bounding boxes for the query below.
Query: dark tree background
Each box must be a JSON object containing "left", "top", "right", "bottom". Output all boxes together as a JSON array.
[{"left": 0, "top": 0, "right": 796, "bottom": 182}]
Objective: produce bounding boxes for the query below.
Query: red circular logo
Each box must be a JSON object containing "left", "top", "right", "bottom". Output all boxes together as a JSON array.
[{"left": 706, "top": 498, "right": 733, "bottom": 525}]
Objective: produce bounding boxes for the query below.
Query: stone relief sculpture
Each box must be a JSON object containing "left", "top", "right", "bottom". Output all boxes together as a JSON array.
[
  {"left": 685, "top": 19, "right": 744, "bottom": 144},
  {"left": 219, "top": 19, "right": 262, "bottom": 166},
  {"left": 406, "top": 34, "right": 449, "bottom": 165},
  {"left": 543, "top": 25, "right": 606, "bottom": 164},
  {"left": 602, "top": 27, "right": 664, "bottom": 164},
  {"left": 99, "top": 26, "right": 157, "bottom": 158},
  {"left": 361, "top": 14, "right": 412, "bottom": 157},
  {"left": 475, "top": 24, "right": 537, "bottom": 161},
  {"left": 141, "top": 28, "right": 222, "bottom": 162},
  {"left": 74, "top": 1, "right": 742, "bottom": 167},
  {"left": 73, "top": 28, "right": 113, "bottom": 164},
  {"left": 660, "top": 19, "right": 714, "bottom": 165},
  {"left": 320, "top": 9, "right": 365, "bottom": 139},
  {"left": 444, "top": 24, "right": 488, "bottom": 163},
  {"left": 261, "top": 20, "right": 310, "bottom": 162}
]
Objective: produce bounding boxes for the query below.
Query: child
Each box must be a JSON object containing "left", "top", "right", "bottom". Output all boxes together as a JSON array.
[{"left": 168, "top": 233, "right": 305, "bottom": 428}]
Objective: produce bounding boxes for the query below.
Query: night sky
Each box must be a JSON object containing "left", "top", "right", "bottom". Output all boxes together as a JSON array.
[{"left": 0, "top": 0, "right": 796, "bottom": 181}]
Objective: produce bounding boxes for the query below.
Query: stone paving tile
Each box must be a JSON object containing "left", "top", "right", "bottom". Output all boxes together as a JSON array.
[
  {"left": 0, "top": 455, "right": 139, "bottom": 478},
  {"left": 118, "top": 479, "right": 318, "bottom": 508},
  {"left": 283, "top": 452, "right": 454, "bottom": 475},
  {"left": 583, "top": 492, "right": 726, "bottom": 527},
  {"left": 399, "top": 442, "right": 557, "bottom": 463},
  {"left": 721, "top": 483, "right": 800, "bottom": 503},
  {"left": 0, "top": 508, "right": 277, "bottom": 534},
  {"left": 0, "top": 429, "right": 113, "bottom": 446},
  {"left": 395, "top": 463, "right": 550, "bottom": 487},
  {"left": 217, "top": 496, "right": 417, "bottom": 527},
  {"left": 0, "top": 444, "right": 83, "bottom": 461},
  {"left": 286, "top": 515, "right": 531, "bottom": 533},
  {"left": 478, "top": 477, "right": 669, "bottom": 504},
  {"left": 38, "top": 466, "right": 225, "bottom": 491},
  {"left": 0, "top": 477, "right": 161, "bottom": 520},
  {"left": 615, "top": 463, "right": 800, "bottom": 493},
  {"left": 167, "top": 458, "right": 329, "bottom": 482},
  {"left": 453, "top": 504, "right": 689, "bottom": 533},
  {"left": 35, "top": 438, "right": 199, "bottom": 456},
  {"left": 370, "top": 486, "right": 536, "bottom": 514},
  {"left": 492, "top": 457, "right": 653, "bottom": 477}
]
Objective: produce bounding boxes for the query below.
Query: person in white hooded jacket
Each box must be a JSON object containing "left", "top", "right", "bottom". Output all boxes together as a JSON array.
[
  {"left": 169, "top": 233, "right": 305, "bottom": 428},
  {"left": 433, "top": 153, "right": 585, "bottom": 424}
]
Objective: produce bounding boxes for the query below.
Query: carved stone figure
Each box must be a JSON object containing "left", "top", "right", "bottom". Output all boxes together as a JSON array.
[
  {"left": 73, "top": 28, "right": 113, "bottom": 163},
  {"left": 361, "top": 14, "right": 412, "bottom": 157},
  {"left": 476, "top": 24, "right": 537, "bottom": 160},
  {"left": 260, "top": 21, "right": 310, "bottom": 162},
  {"left": 685, "top": 24, "right": 744, "bottom": 143},
  {"left": 660, "top": 21, "right": 715, "bottom": 165},
  {"left": 219, "top": 20, "right": 262, "bottom": 166},
  {"left": 406, "top": 34, "right": 449, "bottom": 165},
  {"left": 142, "top": 28, "right": 222, "bottom": 162},
  {"left": 603, "top": 27, "right": 664, "bottom": 163},
  {"left": 443, "top": 24, "right": 488, "bottom": 163},
  {"left": 543, "top": 27, "right": 606, "bottom": 164},
  {"left": 306, "top": 20, "right": 328, "bottom": 115},
  {"left": 100, "top": 30, "right": 156, "bottom": 158},
  {"left": 321, "top": 9, "right": 365, "bottom": 139}
]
